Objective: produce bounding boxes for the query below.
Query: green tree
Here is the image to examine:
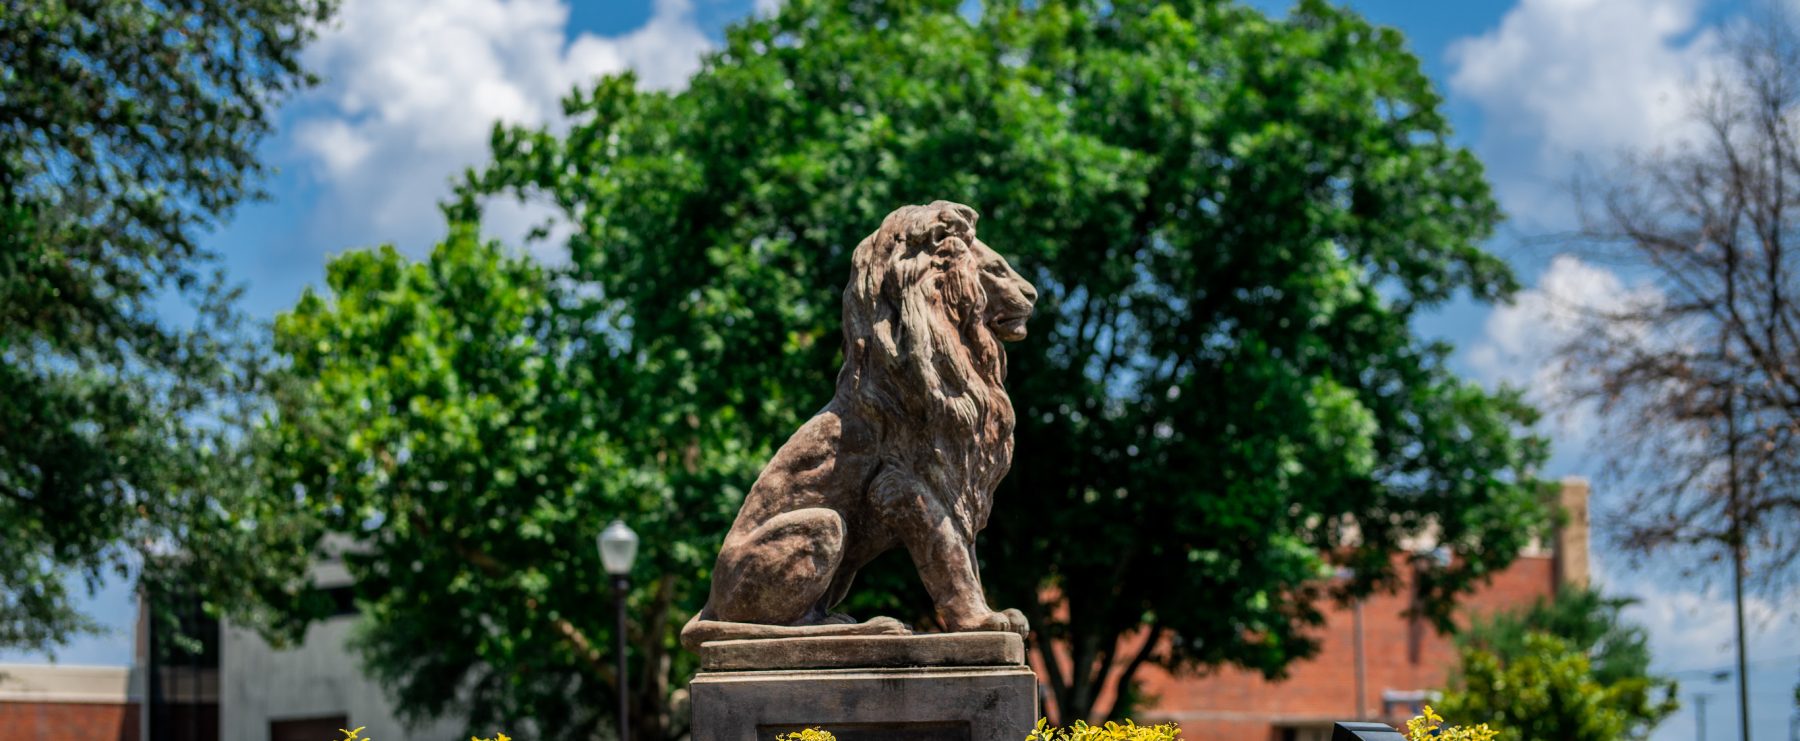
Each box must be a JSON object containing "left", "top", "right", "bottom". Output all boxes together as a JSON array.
[
  {"left": 0, "top": 0, "right": 334, "bottom": 651},
  {"left": 263, "top": 227, "right": 740, "bottom": 739},
  {"left": 268, "top": 0, "right": 1550, "bottom": 733},
  {"left": 1439, "top": 633, "right": 1677, "bottom": 741},
  {"left": 1458, "top": 587, "right": 1671, "bottom": 692}
]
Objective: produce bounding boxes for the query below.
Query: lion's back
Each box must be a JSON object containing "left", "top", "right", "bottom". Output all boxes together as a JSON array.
[{"left": 735, "top": 403, "right": 879, "bottom": 522}]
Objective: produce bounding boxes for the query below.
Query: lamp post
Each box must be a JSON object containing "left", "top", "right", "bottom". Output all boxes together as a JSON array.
[{"left": 598, "top": 520, "right": 640, "bottom": 741}]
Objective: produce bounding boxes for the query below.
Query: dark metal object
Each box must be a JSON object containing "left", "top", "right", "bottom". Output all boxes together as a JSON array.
[
  {"left": 1332, "top": 721, "right": 1407, "bottom": 741},
  {"left": 615, "top": 574, "right": 631, "bottom": 741},
  {"left": 1352, "top": 599, "right": 1366, "bottom": 720}
]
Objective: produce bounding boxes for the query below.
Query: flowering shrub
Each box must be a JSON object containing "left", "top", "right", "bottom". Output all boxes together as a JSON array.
[
  {"left": 1025, "top": 719, "right": 1181, "bottom": 741},
  {"left": 336, "top": 727, "right": 512, "bottom": 741},
  {"left": 327, "top": 711, "right": 1476, "bottom": 741},
  {"left": 1403, "top": 705, "right": 1497, "bottom": 741},
  {"left": 771, "top": 720, "right": 1182, "bottom": 741}
]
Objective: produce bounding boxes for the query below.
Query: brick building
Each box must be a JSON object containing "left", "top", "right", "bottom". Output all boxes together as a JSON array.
[
  {"left": 0, "top": 554, "right": 466, "bottom": 741},
  {"left": 1034, "top": 478, "right": 1592, "bottom": 740},
  {"left": 0, "top": 664, "right": 142, "bottom": 741}
]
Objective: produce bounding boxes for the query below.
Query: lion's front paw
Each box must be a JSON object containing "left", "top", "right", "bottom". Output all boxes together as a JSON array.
[
  {"left": 996, "top": 608, "right": 1029, "bottom": 639},
  {"left": 949, "top": 608, "right": 1030, "bottom": 639}
]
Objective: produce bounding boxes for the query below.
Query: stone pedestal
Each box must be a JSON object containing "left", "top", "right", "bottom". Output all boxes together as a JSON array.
[{"left": 690, "top": 633, "right": 1038, "bottom": 741}]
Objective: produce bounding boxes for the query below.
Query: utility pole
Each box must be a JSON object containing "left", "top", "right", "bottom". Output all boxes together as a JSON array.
[
  {"left": 1699, "top": 694, "right": 1712, "bottom": 741},
  {"left": 1727, "top": 379, "right": 1752, "bottom": 741},
  {"left": 1718, "top": 215, "right": 1752, "bottom": 741},
  {"left": 1733, "top": 537, "right": 1751, "bottom": 741}
]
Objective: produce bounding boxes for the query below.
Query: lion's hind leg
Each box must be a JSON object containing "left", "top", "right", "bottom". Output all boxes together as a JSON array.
[
  {"left": 681, "top": 507, "right": 911, "bottom": 651},
  {"left": 707, "top": 507, "right": 848, "bottom": 625}
]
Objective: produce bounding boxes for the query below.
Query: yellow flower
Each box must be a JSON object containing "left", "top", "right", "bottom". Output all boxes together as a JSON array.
[
  {"left": 1024, "top": 718, "right": 1181, "bottom": 741},
  {"left": 340, "top": 728, "right": 369, "bottom": 741},
  {"left": 1404, "top": 706, "right": 1498, "bottom": 741}
]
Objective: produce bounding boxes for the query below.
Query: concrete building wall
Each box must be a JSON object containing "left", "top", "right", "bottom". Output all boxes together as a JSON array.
[{"left": 219, "top": 616, "right": 467, "bottom": 741}]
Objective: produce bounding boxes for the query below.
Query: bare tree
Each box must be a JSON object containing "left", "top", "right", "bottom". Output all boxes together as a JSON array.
[
  {"left": 1563, "top": 10, "right": 1800, "bottom": 740},
  {"left": 1569, "top": 9, "right": 1800, "bottom": 591}
]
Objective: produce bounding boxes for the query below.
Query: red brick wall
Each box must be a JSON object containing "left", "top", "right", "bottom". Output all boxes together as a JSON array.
[
  {"left": 1150, "top": 555, "right": 1553, "bottom": 735},
  {"left": 0, "top": 701, "right": 141, "bottom": 741},
  {"left": 1032, "top": 554, "right": 1558, "bottom": 738}
]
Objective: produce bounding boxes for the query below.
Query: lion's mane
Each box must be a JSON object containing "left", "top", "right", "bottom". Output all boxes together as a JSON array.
[{"left": 835, "top": 201, "right": 1014, "bottom": 536}]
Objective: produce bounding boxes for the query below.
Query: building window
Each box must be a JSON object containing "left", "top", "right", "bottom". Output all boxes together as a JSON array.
[
  {"left": 1383, "top": 689, "right": 1434, "bottom": 721},
  {"left": 1274, "top": 726, "right": 1331, "bottom": 741},
  {"left": 321, "top": 584, "right": 359, "bottom": 617},
  {"left": 271, "top": 715, "right": 350, "bottom": 741}
]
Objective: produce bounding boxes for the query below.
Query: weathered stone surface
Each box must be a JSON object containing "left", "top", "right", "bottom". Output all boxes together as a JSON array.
[
  {"left": 689, "top": 664, "right": 1038, "bottom": 741},
  {"left": 681, "top": 201, "right": 1039, "bottom": 651},
  {"left": 699, "top": 633, "right": 1025, "bottom": 672}
]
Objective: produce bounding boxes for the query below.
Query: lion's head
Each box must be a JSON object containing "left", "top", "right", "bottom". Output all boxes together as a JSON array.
[{"left": 838, "top": 201, "right": 1036, "bottom": 429}]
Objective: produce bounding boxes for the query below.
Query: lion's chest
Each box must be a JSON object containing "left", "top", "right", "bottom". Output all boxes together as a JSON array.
[{"left": 961, "top": 408, "right": 1015, "bottom": 533}]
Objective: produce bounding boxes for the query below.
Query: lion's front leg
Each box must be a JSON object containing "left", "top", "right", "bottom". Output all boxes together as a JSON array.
[{"left": 872, "top": 470, "right": 1029, "bottom": 639}]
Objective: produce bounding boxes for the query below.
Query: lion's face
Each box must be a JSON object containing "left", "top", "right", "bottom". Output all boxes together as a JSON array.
[{"left": 971, "top": 238, "right": 1036, "bottom": 342}]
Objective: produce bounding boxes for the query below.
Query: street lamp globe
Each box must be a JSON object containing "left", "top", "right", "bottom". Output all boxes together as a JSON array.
[
  {"left": 597, "top": 519, "right": 639, "bottom": 741},
  {"left": 598, "top": 520, "right": 639, "bottom": 577}
]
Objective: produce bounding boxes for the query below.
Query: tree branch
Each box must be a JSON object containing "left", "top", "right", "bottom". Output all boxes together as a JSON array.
[{"left": 1098, "top": 623, "right": 1165, "bottom": 721}]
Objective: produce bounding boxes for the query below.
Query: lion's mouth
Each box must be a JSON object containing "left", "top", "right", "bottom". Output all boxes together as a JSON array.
[{"left": 992, "top": 313, "right": 1030, "bottom": 340}]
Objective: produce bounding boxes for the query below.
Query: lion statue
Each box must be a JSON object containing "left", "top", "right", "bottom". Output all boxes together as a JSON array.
[{"left": 680, "top": 200, "right": 1038, "bottom": 651}]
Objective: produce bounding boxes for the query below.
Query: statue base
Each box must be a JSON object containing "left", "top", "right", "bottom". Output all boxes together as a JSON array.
[{"left": 689, "top": 633, "right": 1038, "bottom": 741}]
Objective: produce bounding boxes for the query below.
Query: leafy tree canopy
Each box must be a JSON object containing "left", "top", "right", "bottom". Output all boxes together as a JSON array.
[
  {"left": 264, "top": 228, "right": 688, "bottom": 737},
  {"left": 1439, "top": 632, "right": 1679, "bottom": 741},
  {"left": 0, "top": 0, "right": 334, "bottom": 651},
  {"left": 1458, "top": 587, "right": 1664, "bottom": 688},
  {"left": 267, "top": 0, "right": 1551, "bottom": 733},
  {"left": 1454, "top": 587, "right": 1678, "bottom": 738}
]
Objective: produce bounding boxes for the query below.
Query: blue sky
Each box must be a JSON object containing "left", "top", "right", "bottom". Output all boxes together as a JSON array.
[{"left": 9, "top": 0, "right": 1799, "bottom": 738}]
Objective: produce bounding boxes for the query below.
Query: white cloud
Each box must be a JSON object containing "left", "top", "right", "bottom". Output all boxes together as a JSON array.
[
  {"left": 1466, "top": 254, "right": 1662, "bottom": 443},
  {"left": 289, "top": 0, "right": 711, "bottom": 254},
  {"left": 1447, "top": 0, "right": 1720, "bottom": 227},
  {"left": 1620, "top": 576, "right": 1800, "bottom": 673},
  {"left": 754, "top": 0, "right": 783, "bottom": 14},
  {"left": 1466, "top": 249, "right": 1800, "bottom": 741},
  {"left": 1605, "top": 563, "right": 1800, "bottom": 741},
  {"left": 1450, "top": 0, "right": 1714, "bottom": 155}
]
